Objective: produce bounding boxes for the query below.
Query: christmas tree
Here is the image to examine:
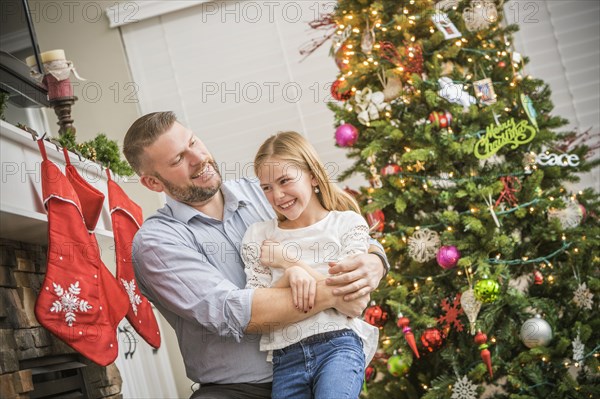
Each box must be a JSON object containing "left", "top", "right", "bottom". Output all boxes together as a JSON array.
[{"left": 324, "top": 0, "right": 600, "bottom": 397}]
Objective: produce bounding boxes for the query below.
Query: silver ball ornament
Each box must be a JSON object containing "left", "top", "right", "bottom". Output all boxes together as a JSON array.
[{"left": 520, "top": 315, "right": 552, "bottom": 348}]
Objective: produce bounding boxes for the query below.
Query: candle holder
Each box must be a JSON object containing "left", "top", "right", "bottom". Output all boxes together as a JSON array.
[
  {"left": 50, "top": 96, "right": 78, "bottom": 135},
  {"left": 28, "top": 49, "right": 84, "bottom": 136}
]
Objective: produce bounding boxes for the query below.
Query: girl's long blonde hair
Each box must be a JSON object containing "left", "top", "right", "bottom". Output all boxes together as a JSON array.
[{"left": 254, "top": 131, "right": 360, "bottom": 221}]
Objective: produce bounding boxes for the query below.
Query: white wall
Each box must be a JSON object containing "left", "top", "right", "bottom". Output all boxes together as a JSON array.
[
  {"left": 118, "top": 0, "right": 361, "bottom": 187},
  {"left": 506, "top": 0, "right": 600, "bottom": 190}
]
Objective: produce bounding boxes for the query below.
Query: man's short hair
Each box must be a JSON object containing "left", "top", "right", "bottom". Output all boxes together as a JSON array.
[{"left": 123, "top": 111, "right": 177, "bottom": 175}]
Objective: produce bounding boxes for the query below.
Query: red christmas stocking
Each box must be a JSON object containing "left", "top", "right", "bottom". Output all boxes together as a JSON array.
[
  {"left": 34, "top": 141, "right": 127, "bottom": 366},
  {"left": 106, "top": 169, "right": 161, "bottom": 349},
  {"left": 62, "top": 149, "right": 129, "bottom": 331}
]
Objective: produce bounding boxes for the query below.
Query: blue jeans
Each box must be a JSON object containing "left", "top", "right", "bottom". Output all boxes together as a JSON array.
[{"left": 271, "top": 329, "right": 365, "bottom": 399}]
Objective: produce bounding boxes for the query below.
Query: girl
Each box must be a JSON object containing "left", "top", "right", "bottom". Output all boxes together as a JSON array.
[{"left": 241, "top": 131, "right": 378, "bottom": 399}]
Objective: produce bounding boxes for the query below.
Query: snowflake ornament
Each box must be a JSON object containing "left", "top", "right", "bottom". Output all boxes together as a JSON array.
[
  {"left": 408, "top": 228, "right": 441, "bottom": 262},
  {"left": 49, "top": 281, "right": 92, "bottom": 327},
  {"left": 437, "top": 295, "right": 465, "bottom": 332},
  {"left": 452, "top": 375, "right": 478, "bottom": 399},
  {"left": 573, "top": 282, "right": 594, "bottom": 310},
  {"left": 121, "top": 278, "right": 142, "bottom": 316},
  {"left": 572, "top": 333, "right": 585, "bottom": 362}
]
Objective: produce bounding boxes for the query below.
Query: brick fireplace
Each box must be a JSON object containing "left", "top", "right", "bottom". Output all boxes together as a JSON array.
[{"left": 0, "top": 238, "right": 123, "bottom": 399}]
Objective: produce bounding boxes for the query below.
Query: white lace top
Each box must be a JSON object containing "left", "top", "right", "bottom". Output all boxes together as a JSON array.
[{"left": 242, "top": 211, "right": 378, "bottom": 364}]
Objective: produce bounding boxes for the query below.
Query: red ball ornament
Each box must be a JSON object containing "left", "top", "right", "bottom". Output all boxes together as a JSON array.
[
  {"left": 364, "top": 303, "right": 388, "bottom": 327},
  {"left": 436, "top": 245, "right": 460, "bottom": 269},
  {"left": 579, "top": 204, "right": 587, "bottom": 222},
  {"left": 334, "top": 44, "right": 350, "bottom": 71},
  {"left": 366, "top": 209, "right": 385, "bottom": 233},
  {"left": 428, "top": 111, "right": 452, "bottom": 129},
  {"left": 330, "top": 79, "right": 352, "bottom": 101},
  {"left": 498, "top": 61, "right": 506, "bottom": 68},
  {"left": 533, "top": 270, "right": 544, "bottom": 285},
  {"left": 335, "top": 123, "right": 359, "bottom": 147},
  {"left": 420, "top": 327, "right": 444, "bottom": 352},
  {"left": 381, "top": 163, "right": 401, "bottom": 176},
  {"left": 365, "top": 364, "right": 377, "bottom": 383}
]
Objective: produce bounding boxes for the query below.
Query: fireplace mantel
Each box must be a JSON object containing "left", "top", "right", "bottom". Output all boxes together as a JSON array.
[{"left": 0, "top": 120, "right": 115, "bottom": 247}]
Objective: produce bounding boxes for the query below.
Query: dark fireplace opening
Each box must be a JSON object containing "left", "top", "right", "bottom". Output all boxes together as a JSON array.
[{"left": 20, "top": 355, "right": 88, "bottom": 399}]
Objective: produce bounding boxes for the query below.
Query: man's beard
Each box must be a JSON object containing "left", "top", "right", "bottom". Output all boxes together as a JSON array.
[{"left": 155, "top": 160, "right": 222, "bottom": 204}]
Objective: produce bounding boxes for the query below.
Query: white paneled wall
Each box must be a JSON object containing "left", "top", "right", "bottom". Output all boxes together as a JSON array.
[
  {"left": 506, "top": 0, "right": 600, "bottom": 190},
  {"left": 120, "top": 0, "right": 361, "bottom": 187}
]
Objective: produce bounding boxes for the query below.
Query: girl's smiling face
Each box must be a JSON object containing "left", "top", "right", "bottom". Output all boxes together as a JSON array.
[{"left": 257, "top": 156, "right": 324, "bottom": 228}]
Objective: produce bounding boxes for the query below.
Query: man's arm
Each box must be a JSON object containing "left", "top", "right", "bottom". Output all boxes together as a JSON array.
[{"left": 245, "top": 281, "right": 369, "bottom": 334}]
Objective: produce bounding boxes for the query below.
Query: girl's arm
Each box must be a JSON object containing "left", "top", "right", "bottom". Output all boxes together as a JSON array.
[
  {"left": 272, "top": 261, "right": 327, "bottom": 311},
  {"left": 271, "top": 260, "right": 327, "bottom": 287}
]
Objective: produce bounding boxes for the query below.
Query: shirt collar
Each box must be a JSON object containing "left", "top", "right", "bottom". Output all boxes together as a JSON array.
[{"left": 164, "top": 181, "right": 249, "bottom": 224}]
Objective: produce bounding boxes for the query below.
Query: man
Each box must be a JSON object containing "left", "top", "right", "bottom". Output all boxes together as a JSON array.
[{"left": 123, "top": 112, "right": 388, "bottom": 398}]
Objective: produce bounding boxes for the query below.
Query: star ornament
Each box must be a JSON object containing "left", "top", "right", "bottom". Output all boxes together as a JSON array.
[{"left": 414, "top": 160, "right": 425, "bottom": 172}]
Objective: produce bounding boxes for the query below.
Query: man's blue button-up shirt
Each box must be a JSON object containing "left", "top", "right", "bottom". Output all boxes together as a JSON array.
[{"left": 132, "top": 178, "right": 275, "bottom": 384}]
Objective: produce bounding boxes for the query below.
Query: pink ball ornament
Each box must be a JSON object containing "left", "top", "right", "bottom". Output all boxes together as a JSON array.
[
  {"left": 436, "top": 245, "right": 460, "bottom": 269},
  {"left": 335, "top": 123, "right": 359, "bottom": 147}
]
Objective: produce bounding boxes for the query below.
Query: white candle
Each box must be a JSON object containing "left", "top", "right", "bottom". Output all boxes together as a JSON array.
[
  {"left": 40, "top": 49, "right": 66, "bottom": 63},
  {"left": 25, "top": 55, "right": 38, "bottom": 67}
]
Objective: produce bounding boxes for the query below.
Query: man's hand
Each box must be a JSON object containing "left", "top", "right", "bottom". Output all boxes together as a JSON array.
[
  {"left": 333, "top": 292, "right": 371, "bottom": 318},
  {"left": 260, "top": 240, "right": 295, "bottom": 269},
  {"left": 326, "top": 253, "right": 385, "bottom": 301},
  {"left": 286, "top": 266, "right": 317, "bottom": 312}
]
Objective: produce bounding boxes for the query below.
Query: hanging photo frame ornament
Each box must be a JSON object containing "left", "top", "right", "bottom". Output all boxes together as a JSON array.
[
  {"left": 473, "top": 78, "right": 497, "bottom": 105},
  {"left": 432, "top": 12, "right": 462, "bottom": 40},
  {"left": 474, "top": 117, "right": 537, "bottom": 159},
  {"left": 331, "top": 24, "right": 352, "bottom": 50},
  {"left": 520, "top": 94, "right": 539, "bottom": 130}
]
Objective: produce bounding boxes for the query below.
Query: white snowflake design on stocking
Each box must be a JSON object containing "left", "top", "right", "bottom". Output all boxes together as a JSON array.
[
  {"left": 121, "top": 278, "right": 142, "bottom": 316},
  {"left": 49, "top": 281, "right": 92, "bottom": 327}
]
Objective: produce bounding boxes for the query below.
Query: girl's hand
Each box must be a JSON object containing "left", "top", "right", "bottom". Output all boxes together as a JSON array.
[
  {"left": 286, "top": 266, "right": 317, "bottom": 312},
  {"left": 260, "top": 240, "right": 295, "bottom": 269}
]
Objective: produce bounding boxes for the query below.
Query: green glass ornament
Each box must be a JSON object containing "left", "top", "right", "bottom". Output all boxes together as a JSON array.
[
  {"left": 387, "top": 352, "right": 412, "bottom": 376},
  {"left": 474, "top": 278, "right": 500, "bottom": 303}
]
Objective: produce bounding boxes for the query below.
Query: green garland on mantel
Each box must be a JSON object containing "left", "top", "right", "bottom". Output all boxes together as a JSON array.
[
  {"left": 56, "top": 129, "right": 134, "bottom": 177},
  {"left": 1, "top": 92, "right": 133, "bottom": 177}
]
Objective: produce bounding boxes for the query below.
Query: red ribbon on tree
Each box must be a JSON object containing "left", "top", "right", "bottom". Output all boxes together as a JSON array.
[
  {"left": 380, "top": 41, "right": 403, "bottom": 68},
  {"left": 379, "top": 41, "right": 424, "bottom": 75},
  {"left": 299, "top": 13, "right": 337, "bottom": 61},
  {"left": 495, "top": 176, "right": 521, "bottom": 208}
]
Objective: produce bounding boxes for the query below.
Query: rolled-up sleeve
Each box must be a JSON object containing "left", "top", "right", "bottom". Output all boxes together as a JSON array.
[{"left": 133, "top": 223, "right": 253, "bottom": 341}]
